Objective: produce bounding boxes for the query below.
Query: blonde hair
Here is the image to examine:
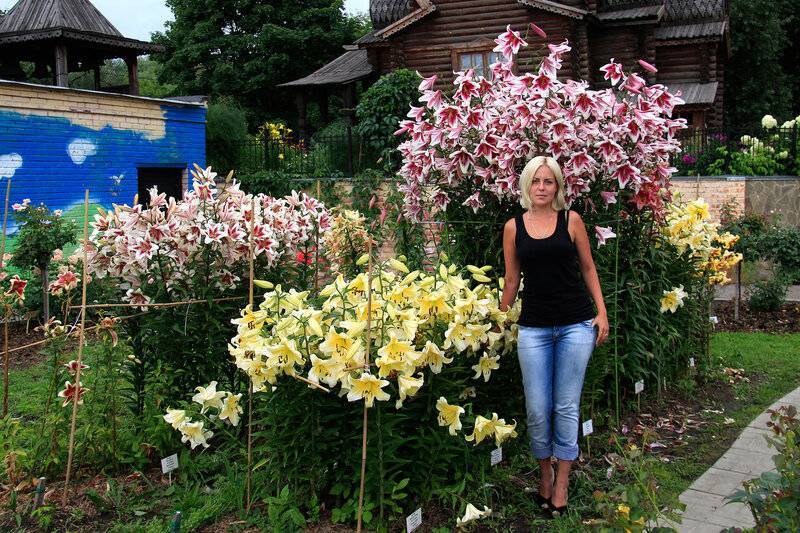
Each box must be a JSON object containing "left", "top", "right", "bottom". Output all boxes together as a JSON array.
[{"left": 519, "top": 156, "right": 566, "bottom": 211}]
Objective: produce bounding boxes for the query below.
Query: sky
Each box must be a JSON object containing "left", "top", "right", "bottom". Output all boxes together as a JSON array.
[{"left": 0, "top": 0, "right": 372, "bottom": 41}]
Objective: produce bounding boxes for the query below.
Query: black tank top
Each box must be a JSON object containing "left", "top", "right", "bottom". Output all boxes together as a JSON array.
[{"left": 515, "top": 210, "right": 595, "bottom": 327}]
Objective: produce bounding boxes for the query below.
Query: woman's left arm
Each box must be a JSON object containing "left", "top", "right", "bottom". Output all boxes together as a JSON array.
[{"left": 570, "top": 211, "right": 609, "bottom": 346}]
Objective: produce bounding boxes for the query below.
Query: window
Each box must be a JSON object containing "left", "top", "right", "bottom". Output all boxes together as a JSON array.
[{"left": 456, "top": 50, "right": 504, "bottom": 79}]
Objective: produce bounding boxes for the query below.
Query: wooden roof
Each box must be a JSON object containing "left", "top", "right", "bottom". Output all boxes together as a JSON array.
[
  {"left": 595, "top": 4, "right": 664, "bottom": 22},
  {"left": 655, "top": 20, "right": 726, "bottom": 40},
  {"left": 665, "top": 81, "right": 718, "bottom": 106},
  {"left": 370, "top": 0, "right": 412, "bottom": 31},
  {"left": 664, "top": 0, "right": 726, "bottom": 22},
  {"left": 279, "top": 49, "right": 376, "bottom": 87},
  {"left": 0, "top": 0, "right": 163, "bottom": 53}
]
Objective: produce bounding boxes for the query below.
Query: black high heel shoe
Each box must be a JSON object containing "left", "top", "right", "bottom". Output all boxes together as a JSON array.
[
  {"left": 548, "top": 502, "right": 568, "bottom": 518},
  {"left": 532, "top": 492, "right": 551, "bottom": 510}
]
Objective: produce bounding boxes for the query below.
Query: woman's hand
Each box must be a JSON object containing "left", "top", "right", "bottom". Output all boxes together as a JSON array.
[{"left": 592, "top": 313, "right": 609, "bottom": 346}]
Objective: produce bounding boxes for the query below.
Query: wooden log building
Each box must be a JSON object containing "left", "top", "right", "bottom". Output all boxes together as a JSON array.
[{"left": 283, "top": 0, "right": 729, "bottom": 133}]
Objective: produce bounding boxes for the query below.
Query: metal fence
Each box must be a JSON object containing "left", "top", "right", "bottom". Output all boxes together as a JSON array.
[
  {"left": 675, "top": 126, "right": 799, "bottom": 175},
  {"left": 230, "top": 132, "right": 383, "bottom": 177}
]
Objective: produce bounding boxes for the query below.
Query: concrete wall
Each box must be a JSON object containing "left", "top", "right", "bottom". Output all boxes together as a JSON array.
[
  {"left": 671, "top": 176, "right": 800, "bottom": 225},
  {"left": 0, "top": 80, "right": 206, "bottom": 232}
]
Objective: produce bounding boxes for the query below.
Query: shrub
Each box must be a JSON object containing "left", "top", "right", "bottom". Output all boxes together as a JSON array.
[
  {"left": 355, "top": 69, "right": 420, "bottom": 170},
  {"left": 9, "top": 201, "right": 77, "bottom": 321},
  {"left": 729, "top": 405, "right": 799, "bottom": 532},
  {"left": 206, "top": 99, "right": 249, "bottom": 174},
  {"left": 758, "top": 224, "right": 800, "bottom": 283},
  {"left": 748, "top": 272, "right": 789, "bottom": 311}
]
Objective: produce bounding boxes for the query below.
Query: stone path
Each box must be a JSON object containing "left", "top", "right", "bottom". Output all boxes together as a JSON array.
[{"left": 667, "top": 386, "right": 800, "bottom": 532}]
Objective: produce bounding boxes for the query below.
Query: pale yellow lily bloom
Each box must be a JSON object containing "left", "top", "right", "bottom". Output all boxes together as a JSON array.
[
  {"left": 456, "top": 503, "right": 492, "bottom": 528},
  {"left": 308, "top": 354, "right": 346, "bottom": 387},
  {"left": 219, "top": 393, "right": 243, "bottom": 426},
  {"left": 347, "top": 373, "right": 390, "bottom": 407},
  {"left": 396, "top": 373, "right": 424, "bottom": 408},
  {"left": 267, "top": 338, "right": 305, "bottom": 374},
  {"left": 436, "top": 397, "right": 464, "bottom": 435},
  {"left": 192, "top": 381, "right": 226, "bottom": 413},
  {"left": 472, "top": 354, "right": 500, "bottom": 382},
  {"left": 419, "top": 341, "right": 453, "bottom": 373},
  {"left": 493, "top": 418, "right": 518, "bottom": 447},
  {"left": 163, "top": 408, "right": 188, "bottom": 429},
  {"left": 179, "top": 420, "right": 213, "bottom": 449}
]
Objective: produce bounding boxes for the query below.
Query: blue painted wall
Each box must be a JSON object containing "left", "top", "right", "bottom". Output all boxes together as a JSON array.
[{"left": 0, "top": 92, "right": 205, "bottom": 231}]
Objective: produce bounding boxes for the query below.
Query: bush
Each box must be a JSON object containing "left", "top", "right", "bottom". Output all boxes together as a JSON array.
[
  {"left": 748, "top": 273, "right": 789, "bottom": 311},
  {"left": 355, "top": 69, "right": 420, "bottom": 169},
  {"left": 729, "top": 405, "right": 799, "bottom": 531},
  {"left": 206, "top": 99, "right": 248, "bottom": 174},
  {"left": 758, "top": 224, "right": 800, "bottom": 283}
]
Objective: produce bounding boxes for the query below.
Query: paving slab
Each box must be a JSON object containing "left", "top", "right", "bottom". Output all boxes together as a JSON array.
[{"left": 671, "top": 385, "right": 800, "bottom": 532}]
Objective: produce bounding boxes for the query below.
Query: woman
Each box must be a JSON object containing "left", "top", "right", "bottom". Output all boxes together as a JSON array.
[{"left": 500, "top": 155, "right": 609, "bottom": 516}]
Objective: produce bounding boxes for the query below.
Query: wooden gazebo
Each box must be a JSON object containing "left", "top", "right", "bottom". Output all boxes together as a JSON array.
[{"left": 0, "top": 0, "right": 163, "bottom": 95}]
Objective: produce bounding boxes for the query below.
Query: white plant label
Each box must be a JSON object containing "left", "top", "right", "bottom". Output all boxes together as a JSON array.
[
  {"left": 490, "top": 447, "right": 503, "bottom": 466},
  {"left": 582, "top": 419, "right": 594, "bottom": 436},
  {"left": 709, "top": 315, "right": 719, "bottom": 325},
  {"left": 406, "top": 508, "right": 422, "bottom": 532},
  {"left": 635, "top": 380, "right": 644, "bottom": 394},
  {"left": 161, "top": 453, "right": 178, "bottom": 474},
  {"left": 689, "top": 357, "right": 696, "bottom": 368}
]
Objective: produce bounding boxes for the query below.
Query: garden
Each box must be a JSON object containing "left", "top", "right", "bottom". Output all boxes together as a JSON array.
[{"left": 0, "top": 26, "right": 799, "bottom": 533}]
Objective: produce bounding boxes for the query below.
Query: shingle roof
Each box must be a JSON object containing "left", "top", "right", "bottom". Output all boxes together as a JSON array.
[
  {"left": 595, "top": 5, "right": 664, "bottom": 22},
  {"left": 666, "top": 81, "right": 719, "bottom": 106},
  {"left": 655, "top": 20, "right": 726, "bottom": 40},
  {"left": 0, "top": 0, "right": 163, "bottom": 52},
  {"left": 355, "top": 29, "right": 385, "bottom": 45},
  {"left": 279, "top": 49, "right": 376, "bottom": 87},
  {"left": 664, "top": 0, "right": 726, "bottom": 22},
  {"left": 370, "top": 0, "right": 412, "bottom": 31}
]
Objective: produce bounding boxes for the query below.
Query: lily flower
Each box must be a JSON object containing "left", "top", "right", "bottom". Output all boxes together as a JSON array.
[
  {"left": 436, "top": 397, "right": 465, "bottom": 435},
  {"left": 346, "top": 373, "right": 390, "bottom": 408}
]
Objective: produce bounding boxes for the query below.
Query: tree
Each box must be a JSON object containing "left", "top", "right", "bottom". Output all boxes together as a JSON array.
[
  {"left": 151, "top": 0, "right": 371, "bottom": 127},
  {"left": 726, "top": 0, "right": 798, "bottom": 129}
]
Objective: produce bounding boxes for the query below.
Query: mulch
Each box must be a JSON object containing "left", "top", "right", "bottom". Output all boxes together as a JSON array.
[
  {"left": 713, "top": 301, "right": 800, "bottom": 334},
  {"left": 1, "top": 320, "right": 49, "bottom": 370}
]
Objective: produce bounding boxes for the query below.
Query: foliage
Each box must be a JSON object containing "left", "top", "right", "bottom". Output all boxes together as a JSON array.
[
  {"left": 205, "top": 99, "right": 249, "bottom": 175},
  {"left": 719, "top": 201, "right": 768, "bottom": 261},
  {"left": 152, "top": 0, "right": 371, "bottom": 125},
  {"left": 355, "top": 69, "right": 421, "bottom": 170},
  {"left": 757, "top": 223, "right": 800, "bottom": 283},
  {"left": 67, "top": 57, "right": 177, "bottom": 98},
  {"left": 10, "top": 202, "right": 77, "bottom": 273},
  {"left": 728, "top": 405, "right": 800, "bottom": 532},
  {"left": 748, "top": 273, "right": 790, "bottom": 312},
  {"left": 396, "top": 27, "right": 685, "bottom": 225},
  {"left": 726, "top": 0, "right": 798, "bottom": 130}
]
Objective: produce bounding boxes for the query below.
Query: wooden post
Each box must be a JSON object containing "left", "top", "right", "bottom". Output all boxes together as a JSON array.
[
  {"left": 245, "top": 198, "right": 255, "bottom": 513},
  {"left": 127, "top": 55, "right": 139, "bottom": 95},
  {"left": 93, "top": 65, "right": 101, "bottom": 91},
  {"left": 54, "top": 43, "right": 69, "bottom": 87},
  {"left": 356, "top": 238, "right": 373, "bottom": 533},
  {"left": 1, "top": 179, "right": 10, "bottom": 418},
  {"left": 735, "top": 261, "right": 741, "bottom": 320},
  {"left": 62, "top": 190, "right": 90, "bottom": 506}
]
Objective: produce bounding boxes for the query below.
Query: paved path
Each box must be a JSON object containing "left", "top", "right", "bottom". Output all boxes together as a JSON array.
[
  {"left": 714, "top": 284, "right": 800, "bottom": 302},
  {"left": 667, "top": 386, "right": 800, "bottom": 532}
]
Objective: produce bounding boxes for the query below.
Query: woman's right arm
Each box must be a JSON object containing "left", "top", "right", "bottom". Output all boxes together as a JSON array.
[{"left": 500, "top": 218, "right": 521, "bottom": 312}]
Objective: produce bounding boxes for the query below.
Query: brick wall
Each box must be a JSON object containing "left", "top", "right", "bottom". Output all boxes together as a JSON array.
[
  {"left": 671, "top": 176, "right": 800, "bottom": 225},
  {"left": 0, "top": 80, "right": 206, "bottom": 232}
]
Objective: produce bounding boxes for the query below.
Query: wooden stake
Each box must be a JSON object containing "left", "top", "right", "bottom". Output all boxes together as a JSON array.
[
  {"left": 356, "top": 238, "right": 373, "bottom": 533},
  {"left": 62, "top": 190, "right": 90, "bottom": 506},
  {"left": 1, "top": 179, "right": 10, "bottom": 418},
  {"left": 245, "top": 198, "right": 255, "bottom": 513},
  {"left": 70, "top": 296, "right": 245, "bottom": 310},
  {"left": 314, "top": 179, "right": 321, "bottom": 293}
]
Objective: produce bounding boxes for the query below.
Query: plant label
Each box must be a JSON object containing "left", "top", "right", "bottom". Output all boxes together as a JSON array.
[
  {"left": 582, "top": 419, "right": 593, "bottom": 436},
  {"left": 161, "top": 453, "right": 179, "bottom": 474},
  {"left": 709, "top": 315, "right": 719, "bottom": 325},
  {"left": 635, "top": 380, "right": 644, "bottom": 394},
  {"left": 406, "top": 508, "right": 422, "bottom": 532},
  {"left": 689, "top": 357, "right": 695, "bottom": 368},
  {"left": 490, "top": 447, "right": 503, "bottom": 466}
]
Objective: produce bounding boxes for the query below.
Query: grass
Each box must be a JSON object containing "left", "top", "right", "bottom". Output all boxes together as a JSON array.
[{"left": 1, "top": 332, "right": 798, "bottom": 531}]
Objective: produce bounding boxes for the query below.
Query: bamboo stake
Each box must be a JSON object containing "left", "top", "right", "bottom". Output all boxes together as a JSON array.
[
  {"left": 245, "top": 197, "right": 255, "bottom": 513},
  {"left": 314, "top": 179, "right": 321, "bottom": 293},
  {"left": 62, "top": 190, "right": 90, "bottom": 506},
  {"left": 356, "top": 238, "right": 373, "bottom": 533},
  {"left": 70, "top": 296, "right": 245, "bottom": 310},
  {"left": 6, "top": 311, "right": 147, "bottom": 355},
  {"left": 1, "top": 179, "right": 10, "bottom": 417}
]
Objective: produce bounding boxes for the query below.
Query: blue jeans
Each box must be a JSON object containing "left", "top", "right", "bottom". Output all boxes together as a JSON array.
[{"left": 517, "top": 320, "right": 595, "bottom": 461}]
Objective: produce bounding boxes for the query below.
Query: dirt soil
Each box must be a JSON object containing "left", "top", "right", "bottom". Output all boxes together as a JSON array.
[
  {"left": 713, "top": 301, "right": 800, "bottom": 334},
  {"left": 2, "top": 320, "right": 48, "bottom": 370}
]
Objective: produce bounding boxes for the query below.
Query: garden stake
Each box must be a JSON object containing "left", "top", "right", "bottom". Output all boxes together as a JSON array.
[
  {"left": 0, "top": 178, "right": 10, "bottom": 417},
  {"left": 33, "top": 477, "right": 46, "bottom": 510},
  {"left": 314, "top": 179, "right": 321, "bottom": 292},
  {"left": 70, "top": 295, "right": 245, "bottom": 310},
  {"left": 245, "top": 197, "right": 255, "bottom": 513},
  {"left": 62, "top": 189, "right": 90, "bottom": 507},
  {"left": 356, "top": 238, "right": 374, "bottom": 533},
  {"left": 613, "top": 203, "right": 621, "bottom": 425}
]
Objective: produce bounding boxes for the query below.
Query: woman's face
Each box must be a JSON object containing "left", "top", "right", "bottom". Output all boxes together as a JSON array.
[{"left": 529, "top": 165, "right": 558, "bottom": 210}]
